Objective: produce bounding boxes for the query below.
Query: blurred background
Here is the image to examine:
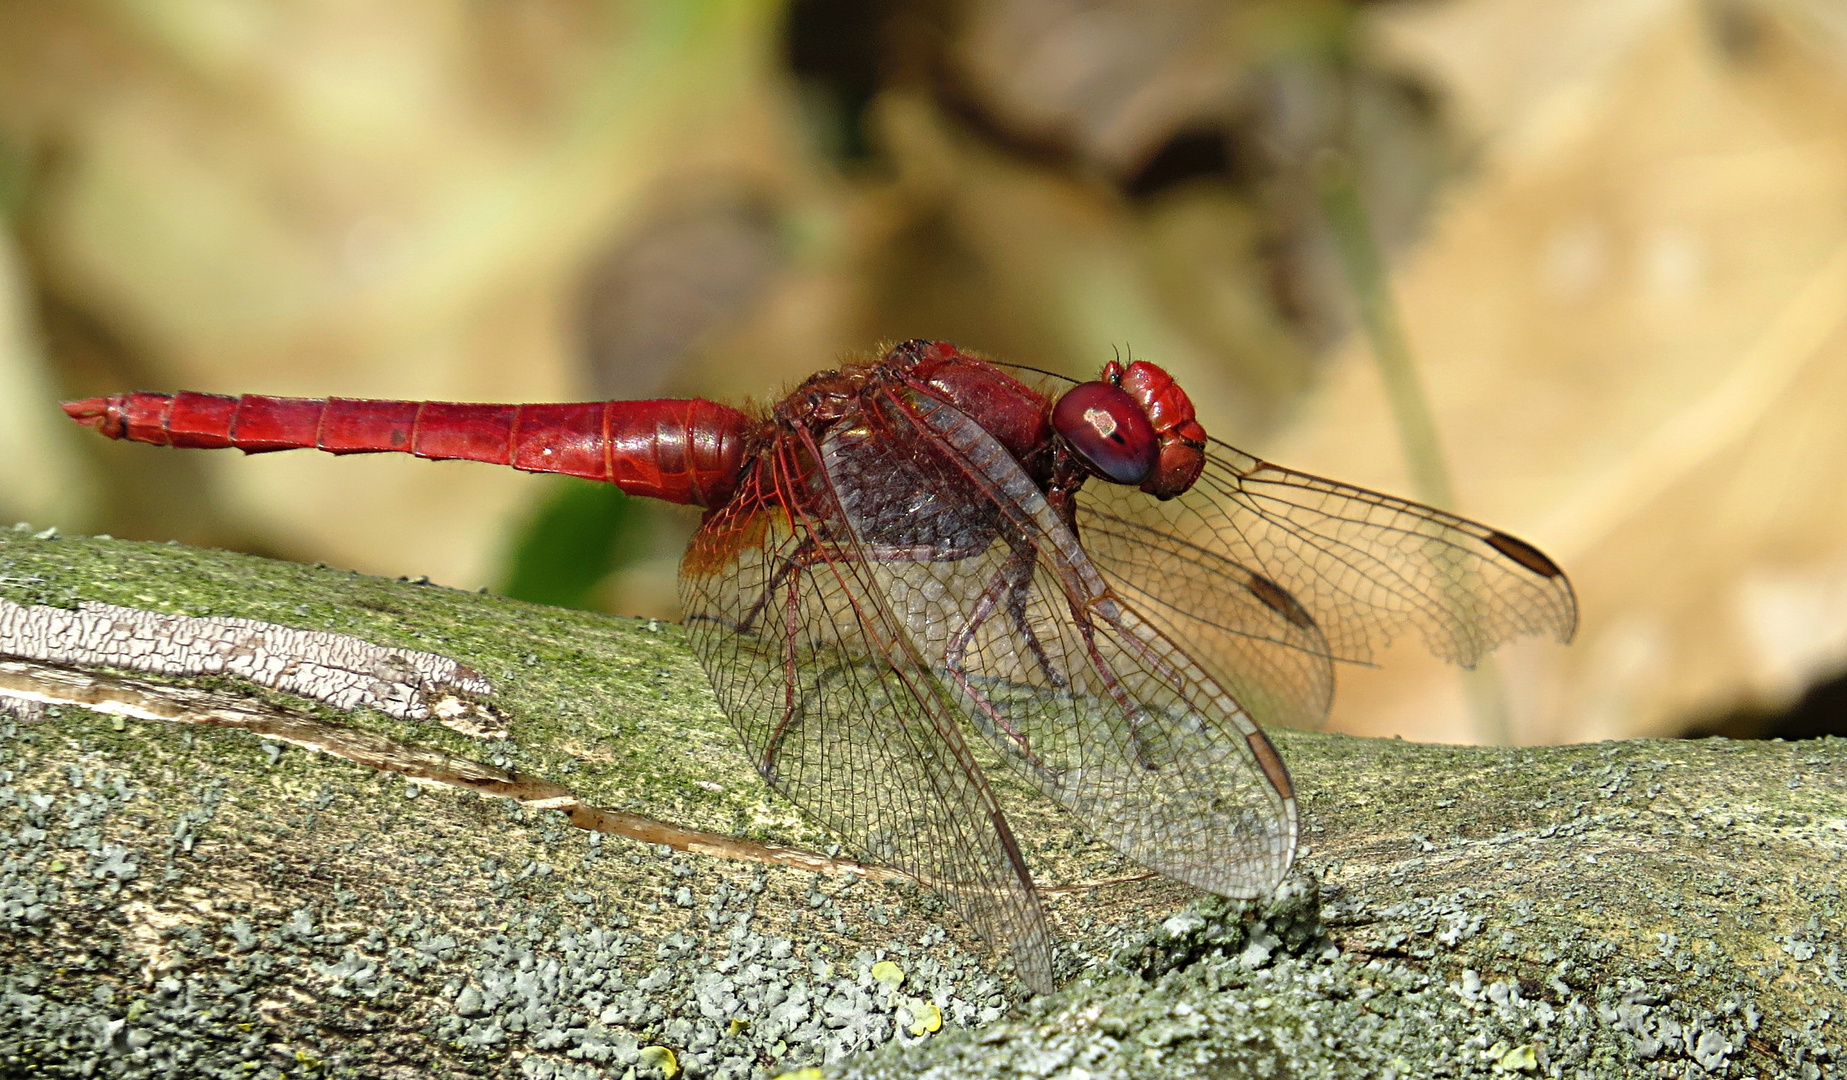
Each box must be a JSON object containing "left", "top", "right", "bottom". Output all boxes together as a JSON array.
[{"left": 3, "top": 0, "right": 1847, "bottom": 747}]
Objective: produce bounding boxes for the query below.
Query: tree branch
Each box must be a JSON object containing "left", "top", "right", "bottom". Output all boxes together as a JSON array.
[{"left": 0, "top": 529, "right": 1841, "bottom": 1079}]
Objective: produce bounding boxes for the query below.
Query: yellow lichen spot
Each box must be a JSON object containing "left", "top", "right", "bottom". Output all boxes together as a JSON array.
[
  {"left": 870, "top": 960, "right": 905, "bottom": 989},
  {"left": 770, "top": 1069, "right": 824, "bottom": 1080},
  {"left": 907, "top": 1000, "right": 943, "bottom": 1036},
  {"left": 1497, "top": 1044, "right": 1538, "bottom": 1071},
  {"left": 638, "top": 1045, "right": 679, "bottom": 1079},
  {"left": 727, "top": 1017, "right": 750, "bottom": 1037}
]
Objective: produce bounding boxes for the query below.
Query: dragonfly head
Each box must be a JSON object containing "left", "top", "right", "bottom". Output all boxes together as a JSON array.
[{"left": 1053, "top": 360, "right": 1206, "bottom": 499}]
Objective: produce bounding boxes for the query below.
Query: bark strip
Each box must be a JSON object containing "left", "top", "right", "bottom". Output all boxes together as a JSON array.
[{"left": 0, "top": 656, "right": 889, "bottom": 880}]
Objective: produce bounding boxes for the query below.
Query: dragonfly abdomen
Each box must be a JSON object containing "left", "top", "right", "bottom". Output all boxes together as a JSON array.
[{"left": 62, "top": 392, "right": 753, "bottom": 508}]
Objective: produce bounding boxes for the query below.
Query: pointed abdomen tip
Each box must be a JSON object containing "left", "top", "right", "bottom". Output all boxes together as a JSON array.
[
  {"left": 61, "top": 397, "right": 119, "bottom": 436},
  {"left": 62, "top": 398, "right": 105, "bottom": 420}
]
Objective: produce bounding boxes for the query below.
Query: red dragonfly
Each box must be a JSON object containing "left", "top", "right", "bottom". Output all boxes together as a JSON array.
[{"left": 63, "top": 339, "right": 1576, "bottom": 992}]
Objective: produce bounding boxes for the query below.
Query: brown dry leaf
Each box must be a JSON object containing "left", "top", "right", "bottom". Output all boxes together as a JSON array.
[{"left": 1277, "top": 0, "right": 1847, "bottom": 742}]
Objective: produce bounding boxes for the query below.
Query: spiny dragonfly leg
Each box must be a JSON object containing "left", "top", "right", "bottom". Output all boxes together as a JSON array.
[
  {"left": 1038, "top": 485, "right": 1162, "bottom": 766},
  {"left": 1074, "top": 593, "right": 1205, "bottom": 771},
  {"left": 1064, "top": 594, "right": 1168, "bottom": 769},
  {"left": 1003, "top": 555, "right": 1066, "bottom": 692},
  {"left": 1088, "top": 594, "right": 1193, "bottom": 697},
  {"left": 755, "top": 559, "right": 808, "bottom": 784},
  {"left": 733, "top": 538, "right": 817, "bottom": 635},
  {"left": 734, "top": 536, "right": 957, "bottom": 633},
  {"left": 741, "top": 538, "right": 826, "bottom": 783},
  {"left": 943, "top": 544, "right": 1055, "bottom": 773}
]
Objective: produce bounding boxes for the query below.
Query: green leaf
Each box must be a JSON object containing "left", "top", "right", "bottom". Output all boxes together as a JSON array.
[{"left": 498, "top": 477, "right": 644, "bottom": 610}]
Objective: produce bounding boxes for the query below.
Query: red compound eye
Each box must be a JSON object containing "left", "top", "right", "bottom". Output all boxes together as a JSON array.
[{"left": 1052, "top": 381, "right": 1160, "bottom": 485}]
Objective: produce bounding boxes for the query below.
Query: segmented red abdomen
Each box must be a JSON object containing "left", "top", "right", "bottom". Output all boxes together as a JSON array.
[{"left": 62, "top": 392, "right": 753, "bottom": 508}]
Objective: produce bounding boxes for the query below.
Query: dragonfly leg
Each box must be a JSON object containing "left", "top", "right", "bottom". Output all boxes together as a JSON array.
[
  {"left": 1003, "top": 555, "right": 1067, "bottom": 692},
  {"left": 1087, "top": 595, "right": 1194, "bottom": 698},
  {"left": 942, "top": 544, "right": 1056, "bottom": 774},
  {"left": 739, "top": 532, "right": 994, "bottom": 784},
  {"left": 736, "top": 536, "right": 829, "bottom": 783},
  {"left": 754, "top": 558, "right": 808, "bottom": 784},
  {"left": 1074, "top": 621, "right": 1160, "bottom": 769},
  {"left": 733, "top": 537, "right": 974, "bottom": 633},
  {"left": 1073, "top": 594, "right": 1211, "bottom": 771},
  {"left": 1038, "top": 483, "right": 1162, "bottom": 764},
  {"left": 733, "top": 537, "right": 820, "bottom": 635}
]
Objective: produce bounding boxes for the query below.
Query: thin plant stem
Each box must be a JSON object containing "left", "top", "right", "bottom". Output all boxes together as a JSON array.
[{"left": 1313, "top": 148, "right": 1512, "bottom": 746}]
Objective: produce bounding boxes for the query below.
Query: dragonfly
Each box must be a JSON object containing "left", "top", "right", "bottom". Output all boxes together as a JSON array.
[{"left": 63, "top": 338, "right": 1576, "bottom": 992}]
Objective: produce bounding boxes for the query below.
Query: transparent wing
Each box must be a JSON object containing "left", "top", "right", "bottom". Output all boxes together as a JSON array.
[
  {"left": 1067, "top": 481, "right": 1337, "bottom": 733},
  {"left": 1078, "top": 441, "right": 1579, "bottom": 704},
  {"left": 830, "top": 387, "right": 1297, "bottom": 899},
  {"left": 678, "top": 444, "right": 1054, "bottom": 993}
]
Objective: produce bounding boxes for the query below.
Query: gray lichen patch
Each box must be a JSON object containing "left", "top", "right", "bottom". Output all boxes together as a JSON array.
[
  {"left": 984, "top": 732, "right": 1847, "bottom": 1078},
  {"left": 0, "top": 706, "right": 1023, "bottom": 1078},
  {"left": 841, "top": 875, "right": 1836, "bottom": 1080},
  {"left": 1271, "top": 730, "right": 1847, "bottom": 1079}
]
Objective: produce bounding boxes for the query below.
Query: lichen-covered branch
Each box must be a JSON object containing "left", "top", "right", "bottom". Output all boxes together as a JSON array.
[{"left": 0, "top": 528, "right": 1842, "bottom": 1079}]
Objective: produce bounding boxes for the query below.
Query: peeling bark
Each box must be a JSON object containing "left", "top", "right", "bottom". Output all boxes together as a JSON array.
[
  {"left": 0, "top": 596, "right": 504, "bottom": 735},
  {"left": 0, "top": 529, "right": 1842, "bottom": 1079}
]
